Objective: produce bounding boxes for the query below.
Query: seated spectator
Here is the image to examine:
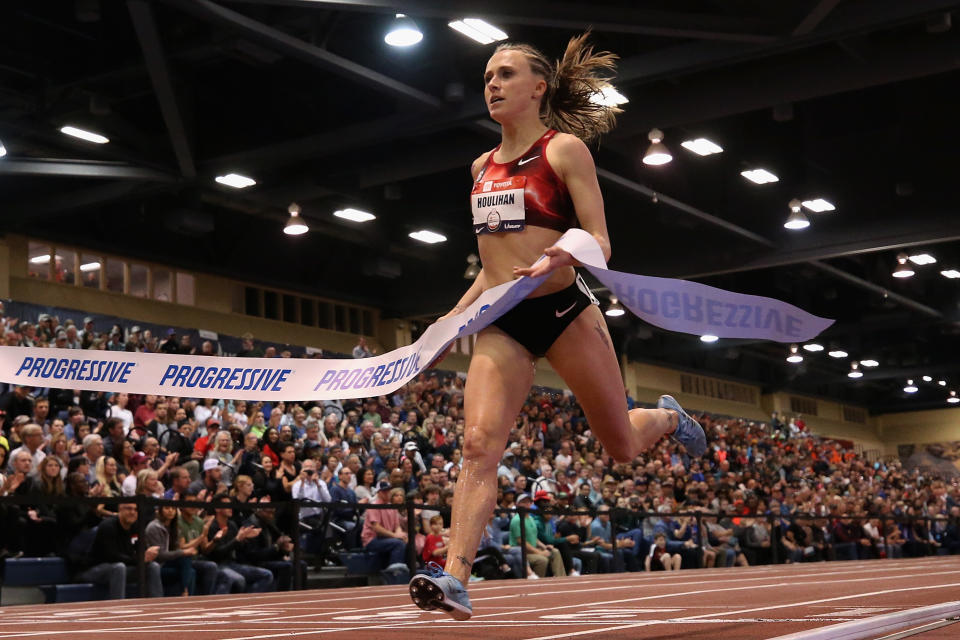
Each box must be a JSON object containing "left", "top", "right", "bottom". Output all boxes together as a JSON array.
[
  {"left": 421, "top": 514, "right": 448, "bottom": 568},
  {"left": 163, "top": 466, "right": 192, "bottom": 501},
  {"left": 189, "top": 458, "right": 224, "bottom": 497},
  {"left": 645, "top": 533, "right": 681, "bottom": 571},
  {"left": 203, "top": 494, "right": 274, "bottom": 593},
  {"left": 7, "top": 423, "right": 45, "bottom": 473},
  {"left": 238, "top": 496, "right": 300, "bottom": 591},
  {"left": 292, "top": 458, "right": 332, "bottom": 527},
  {"left": 360, "top": 481, "right": 407, "bottom": 569},
  {"left": 145, "top": 504, "right": 197, "bottom": 596},
  {"left": 510, "top": 493, "right": 564, "bottom": 578},
  {"left": 176, "top": 489, "right": 219, "bottom": 594},
  {"left": 121, "top": 453, "right": 151, "bottom": 496},
  {"left": 208, "top": 431, "right": 241, "bottom": 487},
  {"left": 76, "top": 501, "right": 162, "bottom": 599}
]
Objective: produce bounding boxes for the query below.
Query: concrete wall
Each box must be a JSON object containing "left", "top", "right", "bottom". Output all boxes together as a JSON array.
[
  {"left": 8, "top": 276, "right": 371, "bottom": 355},
  {"left": 876, "top": 408, "right": 960, "bottom": 456}
]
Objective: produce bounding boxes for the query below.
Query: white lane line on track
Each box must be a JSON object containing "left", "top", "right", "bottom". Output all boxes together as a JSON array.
[
  {"left": 245, "top": 564, "right": 960, "bottom": 623},
  {"left": 219, "top": 572, "right": 960, "bottom": 640},
  {"left": 523, "top": 582, "right": 960, "bottom": 640}
]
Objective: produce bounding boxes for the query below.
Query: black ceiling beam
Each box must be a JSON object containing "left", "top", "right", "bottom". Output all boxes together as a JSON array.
[
  {"left": 0, "top": 158, "right": 178, "bottom": 182},
  {"left": 223, "top": 0, "right": 778, "bottom": 42},
  {"left": 679, "top": 217, "right": 960, "bottom": 280},
  {"left": 202, "top": 0, "right": 960, "bottom": 174},
  {"left": 792, "top": 0, "right": 844, "bottom": 36},
  {"left": 810, "top": 261, "right": 943, "bottom": 319},
  {"left": 1, "top": 182, "right": 173, "bottom": 219},
  {"left": 162, "top": 0, "right": 444, "bottom": 109},
  {"left": 128, "top": 0, "right": 197, "bottom": 179},
  {"left": 611, "top": 29, "right": 960, "bottom": 140}
]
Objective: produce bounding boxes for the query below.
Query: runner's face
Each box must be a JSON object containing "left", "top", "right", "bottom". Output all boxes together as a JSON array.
[{"left": 484, "top": 49, "right": 545, "bottom": 122}]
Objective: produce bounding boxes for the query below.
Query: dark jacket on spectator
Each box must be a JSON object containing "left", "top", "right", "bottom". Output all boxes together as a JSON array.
[{"left": 89, "top": 516, "right": 138, "bottom": 566}]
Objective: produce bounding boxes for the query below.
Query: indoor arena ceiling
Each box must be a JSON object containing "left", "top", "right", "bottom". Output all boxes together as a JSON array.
[{"left": 1, "top": 0, "right": 959, "bottom": 415}]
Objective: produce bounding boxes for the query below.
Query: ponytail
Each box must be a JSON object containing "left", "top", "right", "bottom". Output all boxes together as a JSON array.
[{"left": 496, "top": 32, "right": 622, "bottom": 142}]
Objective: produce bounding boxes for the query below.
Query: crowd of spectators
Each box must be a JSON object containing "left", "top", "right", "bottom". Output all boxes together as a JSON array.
[{"left": 2, "top": 310, "right": 960, "bottom": 599}]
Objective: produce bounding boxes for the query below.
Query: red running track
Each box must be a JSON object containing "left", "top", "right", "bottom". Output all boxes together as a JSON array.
[{"left": 0, "top": 557, "right": 958, "bottom": 639}]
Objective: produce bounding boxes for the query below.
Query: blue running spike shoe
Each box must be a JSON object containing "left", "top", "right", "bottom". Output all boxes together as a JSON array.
[
  {"left": 658, "top": 394, "right": 707, "bottom": 457},
  {"left": 409, "top": 562, "right": 472, "bottom": 621}
]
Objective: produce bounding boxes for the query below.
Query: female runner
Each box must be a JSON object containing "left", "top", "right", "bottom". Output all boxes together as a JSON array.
[{"left": 409, "top": 34, "right": 705, "bottom": 620}]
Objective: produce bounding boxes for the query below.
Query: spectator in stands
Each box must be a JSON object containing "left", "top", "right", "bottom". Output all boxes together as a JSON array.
[
  {"left": 98, "top": 417, "right": 125, "bottom": 459},
  {"left": 510, "top": 493, "right": 564, "bottom": 578},
  {"left": 352, "top": 337, "right": 373, "bottom": 359},
  {"left": 240, "top": 496, "right": 299, "bottom": 590},
  {"left": 0, "top": 385, "right": 35, "bottom": 433},
  {"left": 107, "top": 394, "right": 134, "bottom": 435},
  {"left": 361, "top": 481, "right": 407, "bottom": 569},
  {"left": 204, "top": 494, "right": 273, "bottom": 593},
  {"left": 78, "top": 433, "right": 104, "bottom": 484},
  {"left": 646, "top": 533, "right": 681, "bottom": 571},
  {"left": 177, "top": 489, "right": 219, "bottom": 594},
  {"left": 31, "top": 398, "right": 50, "bottom": 432},
  {"left": 145, "top": 504, "right": 197, "bottom": 596},
  {"left": 121, "top": 452, "right": 150, "bottom": 496},
  {"left": 292, "top": 458, "right": 331, "bottom": 531},
  {"left": 95, "top": 456, "right": 122, "bottom": 499},
  {"left": 164, "top": 467, "right": 191, "bottom": 501},
  {"left": 7, "top": 423, "right": 45, "bottom": 473},
  {"left": 76, "top": 501, "right": 162, "bottom": 599},
  {"left": 134, "top": 468, "right": 164, "bottom": 498},
  {"left": 208, "top": 431, "right": 241, "bottom": 487},
  {"left": 133, "top": 395, "right": 158, "bottom": 432},
  {"left": 237, "top": 333, "right": 264, "bottom": 358}
]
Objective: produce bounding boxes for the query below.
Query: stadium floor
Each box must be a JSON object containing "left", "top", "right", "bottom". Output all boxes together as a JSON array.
[{"left": 1, "top": 557, "right": 958, "bottom": 639}]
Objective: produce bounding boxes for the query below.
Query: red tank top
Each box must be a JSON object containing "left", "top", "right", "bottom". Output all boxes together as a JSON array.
[{"left": 470, "top": 129, "right": 577, "bottom": 235}]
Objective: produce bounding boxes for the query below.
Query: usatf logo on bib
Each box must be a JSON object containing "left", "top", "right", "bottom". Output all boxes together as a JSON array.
[{"left": 471, "top": 176, "right": 525, "bottom": 235}]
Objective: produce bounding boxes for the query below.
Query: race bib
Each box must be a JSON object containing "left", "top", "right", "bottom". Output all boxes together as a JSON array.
[{"left": 471, "top": 176, "right": 525, "bottom": 234}]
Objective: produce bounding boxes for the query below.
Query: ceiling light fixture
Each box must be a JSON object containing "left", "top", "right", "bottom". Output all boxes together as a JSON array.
[
  {"left": 828, "top": 349, "right": 848, "bottom": 358},
  {"left": 803, "top": 343, "right": 824, "bottom": 352},
  {"left": 784, "top": 199, "right": 810, "bottom": 230},
  {"left": 605, "top": 296, "right": 626, "bottom": 317},
  {"left": 0, "top": 139, "right": 6, "bottom": 157},
  {"left": 385, "top": 13, "right": 423, "bottom": 47},
  {"left": 892, "top": 253, "right": 915, "bottom": 278},
  {"left": 922, "top": 375, "right": 933, "bottom": 382},
  {"left": 80, "top": 262, "right": 101, "bottom": 272},
  {"left": 848, "top": 362, "right": 863, "bottom": 378},
  {"left": 860, "top": 359, "right": 879, "bottom": 367},
  {"left": 938, "top": 380, "right": 947, "bottom": 386},
  {"left": 786, "top": 344, "right": 803, "bottom": 363},
  {"left": 801, "top": 198, "right": 835, "bottom": 212},
  {"left": 589, "top": 86, "right": 629, "bottom": 107},
  {"left": 464, "top": 254, "right": 481, "bottom": 279},
  {"left": 680, "top": 138, "right": 723, "bottom": 156},
  {"left": 908, "top": 253, "right": 936, "bottom": 265},
  {"left": 904, "top": 379, "right": 919, "bottom": 393},
  {"left": 409, "top": 230, "right": 446, "bottom": 244},
  {"left": 700, "top": 334, "right": 719, "bottom": 343},
  {"left": 448, "top": 18, "right": 507, "bottom": 44},
  {"left": 215, "top": 173, "right": 256, "bottom": 189},
  {"left": 60, "top": 125, "right": 109, "bottom": 144},
  {"left": 941, "top": 269, "right": 960, "bottom": 279},
  {"left": 334, "top": 208, "right": 376, "bottom": 223},
  {"left": 29, "top": 255, "right": 55, "bottom": 264},
  {"left": 283, "top": 203, "right": 308, "bottom": 235},
  {"left": 741, "top": 168, "right": 778, "bottom": 184},
  {"left": 642, "top": 128, "right": 672, "bottom": 166},
  {"left": 948, "top": 391, "right": 959, "bottom": 404}
]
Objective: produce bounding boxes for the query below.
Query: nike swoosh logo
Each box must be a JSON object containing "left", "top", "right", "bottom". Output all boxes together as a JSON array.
[
  {"left": 518, "top": 155, "right": 540, "bottom": 166},
  {"left": 555, "top": 303, "right": 577, "bottom": 318}
]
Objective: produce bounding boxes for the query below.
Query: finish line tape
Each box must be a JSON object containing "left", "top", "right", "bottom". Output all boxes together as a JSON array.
[{"left": 0, "top": 229, "right": 832, "bottom": 400}]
